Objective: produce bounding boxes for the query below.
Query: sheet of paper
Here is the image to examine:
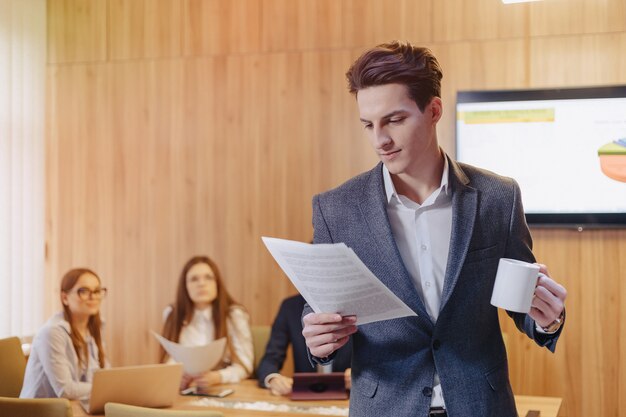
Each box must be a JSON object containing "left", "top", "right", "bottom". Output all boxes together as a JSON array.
[
  {"left": 152, "top": 331, "right": 226, "bottom": 375},
  {"left": 262, "top": 237, "right": 417, "bottom": 325}
]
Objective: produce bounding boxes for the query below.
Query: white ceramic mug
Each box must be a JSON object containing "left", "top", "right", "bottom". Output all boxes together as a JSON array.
[{"left": 490, "top": 258, "right": 544, "bottom": 313}]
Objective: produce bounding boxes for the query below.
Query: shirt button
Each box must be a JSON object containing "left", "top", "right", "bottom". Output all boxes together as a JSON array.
[
  {"left": 422, "top": 386, "right": 433, "bottom": 397},
  {"left": 425, "top": 281, "right": 431, "bottom": 288},
  {"left": 421, "top": 244, "right": 427, "bottom": 251}
]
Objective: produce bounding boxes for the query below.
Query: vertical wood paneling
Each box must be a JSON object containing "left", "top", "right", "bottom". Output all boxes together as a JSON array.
[
  {"left": 342, "top": 0, "right": 433, "bottom": 48},
  {"left": 183, "top": 0, "right": 261, "bottom": 55},
  {"left": 47, "top": 0, "right": 106, "bottom": 63},
  {"left": 432, "top": 0, "right": 528, "bottom": 42},
  {"left": 530, "top": 33, "right": 626, "bottom": 88},
  {"left": 530, "top": 0, "right": 626, "bottom": 37},
  {"left": 108, "top": 0, "right": 183, "bottom": 60},
  {"left": 260, "top": 0, "right": 343, "bottom": 52},
  {"left": 429, "top": 39, "right": 529, "bottom": 155}
]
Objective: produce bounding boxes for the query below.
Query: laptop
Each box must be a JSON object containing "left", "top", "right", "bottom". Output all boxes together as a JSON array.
[
  {"left": 290, "top": 372, "right": 349, "bottom": 401},
  {"left": 81, "top": 363, "right": 183, "bottom": 414}
]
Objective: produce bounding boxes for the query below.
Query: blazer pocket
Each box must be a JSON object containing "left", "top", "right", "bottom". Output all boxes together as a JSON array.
[
  {"left": 355, "top": 374, "right": 378, "bottom": 398},
  {"left": 465, "top": 243, "right": 501, "bottom": 264},
  {"left": 485, "top": 363, "right": 508, "bottom": 391}
]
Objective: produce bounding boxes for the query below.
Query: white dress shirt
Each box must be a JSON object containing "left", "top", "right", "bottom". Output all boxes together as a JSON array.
[
  {"left": 164, "top": 305, "right": 254, "bottom": 384},
  {"left": 383, "top": 158, "right": 452, "bottom": 409}
]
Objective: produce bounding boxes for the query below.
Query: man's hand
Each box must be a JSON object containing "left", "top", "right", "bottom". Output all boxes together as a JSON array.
[
  {"left": 529, "top": 263, "right": 567, "bottom": 328},
  {"left": 302, "top": 313, "right": 357, "bottom": 358},
  {"left": 267, "top": 375, "right": 293, "bottom": 396}
]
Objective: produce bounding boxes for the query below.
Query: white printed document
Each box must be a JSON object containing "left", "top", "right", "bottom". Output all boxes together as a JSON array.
[
  {"left": 152, "top": 332, "right": 226, "bottom": 375},
  {"left": 262, "top": 237, "right": 417, "bottom": 325}
]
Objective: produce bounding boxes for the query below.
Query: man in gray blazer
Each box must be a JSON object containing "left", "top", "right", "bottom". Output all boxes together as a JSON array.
[{"left": 301, "top": 41, "right": 567, "bottom": 417}]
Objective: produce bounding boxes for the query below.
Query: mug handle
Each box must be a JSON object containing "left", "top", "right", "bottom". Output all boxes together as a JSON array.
[{"left": 536, "top": 271, "right": 548, "bottom": 285}]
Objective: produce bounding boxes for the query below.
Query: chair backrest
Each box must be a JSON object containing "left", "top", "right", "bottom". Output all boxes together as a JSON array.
[
  {"left": 0, "top": 337, "right": 27, "bottom": 397},
  {"left": 0, "top": 397, "right": 72, "bottom": 417},
  {"left": 104, "top": 402, "right": 224, "bottom": 417},
  {"left": 250, "top": 325, "right": 270, "bottom": 377}
]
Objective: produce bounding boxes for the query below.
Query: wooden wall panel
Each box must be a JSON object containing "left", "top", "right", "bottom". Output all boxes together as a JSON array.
[
  {"left": 183, "top": 0, "right": 261, "bottom": 56},
  {"left": 530, "top": 0, "right": 626, "bottom": 37},
  {"left": 530, "top": 33, "right": 626, "bottom": 88},
  {"left": 342, "top": 0, "right": 433, "bottom": 48},
  {"left": 429, "top": 39, "right": 529, "bottom": 155},
  {"left": 432, "top": 0, "right": 528, "bottom": 42},
  {"left": 47, "top": 0, "right": 106, "bottom": 63},
  {"left": 620, "top": 234, "right": 626, "bottom": 417},
  {"left": 261, "top": 0, "right": 343, "bottom": 52},
  {"left": 108, "top": 0, "right": 183, "bottom": 60}
]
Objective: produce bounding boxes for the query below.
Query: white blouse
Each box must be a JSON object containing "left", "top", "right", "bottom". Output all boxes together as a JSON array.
[
  {"left": 165, "top": 305, "right": 253, "bottom": 384},
  {"left": 20, "top": 312, "right": 107, "bottom": 399}
]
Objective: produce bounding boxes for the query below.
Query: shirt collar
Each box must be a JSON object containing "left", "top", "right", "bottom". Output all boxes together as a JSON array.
[
  {"left": 52, "top": 311, "right": 99, "bottom": 340},
  {"left": 382, "top": 155, "right": 450, "bottom": 204},
  {"left": 194, "top": 307, "right": 213, "bottom": 322}
]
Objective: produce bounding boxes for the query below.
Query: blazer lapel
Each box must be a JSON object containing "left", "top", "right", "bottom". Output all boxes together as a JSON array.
[
  {"left": 440, "top": 158, "right": 478, "bottom": 310},
  {"left": 358, "top": 164, "right": 429, "bottom": 318}
]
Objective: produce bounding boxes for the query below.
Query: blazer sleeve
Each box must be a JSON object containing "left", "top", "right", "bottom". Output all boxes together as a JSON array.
[
  {"left": 312, "top": 194, "right": 333, "bottom": 245},
  {"left": 256, "top": 300, "right": 291, "bottom": 386},
  {"left": 505, "top": 179, "right": 564, "bottom": 352}
]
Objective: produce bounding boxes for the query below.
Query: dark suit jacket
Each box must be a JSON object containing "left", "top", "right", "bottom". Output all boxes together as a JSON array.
[
  {"left": 257, "top": 294, "right": 352, "bottom": 387},
  {"left": 306, "top": 157, "right": 563, "bottom": 417}
]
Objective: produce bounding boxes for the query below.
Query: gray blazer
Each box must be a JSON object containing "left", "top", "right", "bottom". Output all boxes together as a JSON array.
[{"left": 307, "top": 157, "right": 563, "bottom": 417}]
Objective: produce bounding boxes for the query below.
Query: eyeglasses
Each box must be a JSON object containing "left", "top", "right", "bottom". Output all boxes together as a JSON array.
[{"left": 73, "top": 287, "right": 108, "bottom": 301}]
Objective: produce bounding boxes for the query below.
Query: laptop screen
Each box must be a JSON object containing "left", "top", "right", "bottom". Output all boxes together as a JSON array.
[{"left": 83, "top": 363, "right": 183, "bottom": 414}]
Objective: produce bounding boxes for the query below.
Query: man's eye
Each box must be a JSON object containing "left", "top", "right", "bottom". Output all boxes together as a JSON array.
[
  {"left": 389, "top": 118, "right": 404, "bottom": 124},
  {"left": 363, "top": 124, "right": 373, "bottom": 130}
]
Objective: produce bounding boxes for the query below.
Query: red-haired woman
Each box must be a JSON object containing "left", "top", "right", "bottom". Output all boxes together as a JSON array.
[
  {"left": 160, "top": 256, "right": 253, "bottom": 391},
  {"left": 20, "top": 268, "right": 109, "bottom": 399}
]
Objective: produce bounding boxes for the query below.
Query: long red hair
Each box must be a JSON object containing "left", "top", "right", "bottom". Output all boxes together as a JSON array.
[
  {"left": 60, "top": 268, "right": 106, "bottom": 369},
  {"left": 160, "top": 256, "right": 245, "bottom": 369}
]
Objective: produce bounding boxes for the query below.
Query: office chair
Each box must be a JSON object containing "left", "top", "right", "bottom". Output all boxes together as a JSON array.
[
  {"left": 0, "top": 337, "right": 27, "bottom": 397},
  {"left": 0, "top": 397, "right": 72, "bottom": 417},
  {"left": 250, "top": 325, "right": 270, "bottom": 377},
  {"left": 104, "top": 402, "right": 224, "bottom": 417}
]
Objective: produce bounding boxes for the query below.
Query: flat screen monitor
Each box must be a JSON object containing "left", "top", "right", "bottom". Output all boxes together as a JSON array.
[{"left": 456, "top": 86, "right": 626, "bottom": 227}]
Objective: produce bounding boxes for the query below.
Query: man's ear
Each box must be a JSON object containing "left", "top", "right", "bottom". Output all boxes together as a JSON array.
[
  {"left": 429, "top": 97, "right": 443, "bottom": 124},
  {"left": 61, "top": 292, "right": 69, "bottom": 306}
]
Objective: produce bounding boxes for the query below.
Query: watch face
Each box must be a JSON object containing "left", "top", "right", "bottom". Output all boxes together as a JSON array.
[
  {"left": 543, "top": 322, "right": 559, "bottom": 333},
  {"left": 543, "top": 313, "right": 564, "bottom": 333}
]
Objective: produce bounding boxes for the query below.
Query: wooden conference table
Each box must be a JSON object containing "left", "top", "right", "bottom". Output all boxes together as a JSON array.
[{"left": 72, "top": 379, "right": 562, "bottom": 417}]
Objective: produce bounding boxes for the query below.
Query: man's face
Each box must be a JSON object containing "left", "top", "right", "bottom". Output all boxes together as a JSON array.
[{"left": 356, "top": 83, "right": 441, "bottom": 176}]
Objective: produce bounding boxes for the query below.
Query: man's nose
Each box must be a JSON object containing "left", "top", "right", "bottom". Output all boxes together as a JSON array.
[{"left": 373, "top": 126, "right": 392, "bottom": 148}]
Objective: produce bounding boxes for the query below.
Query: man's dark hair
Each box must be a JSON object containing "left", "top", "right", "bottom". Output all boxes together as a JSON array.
[{"left": 346, "top": 41, "right": 443, "bottom": 112}]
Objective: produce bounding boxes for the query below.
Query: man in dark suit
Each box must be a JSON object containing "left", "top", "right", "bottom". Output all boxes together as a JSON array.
[
  {"left": 301, "top": 41, "right": 567, "bottom": 417},
  {"left": 257, "top": 294, "right": 352, "bottom": 396}
]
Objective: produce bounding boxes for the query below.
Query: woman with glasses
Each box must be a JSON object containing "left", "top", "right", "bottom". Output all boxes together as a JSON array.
[
  {"left": 160, "top": 256, "right": 253, "bottom": 392},
  {"left": 20, "top": 268, "right": 109, "bottom": 399}
]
